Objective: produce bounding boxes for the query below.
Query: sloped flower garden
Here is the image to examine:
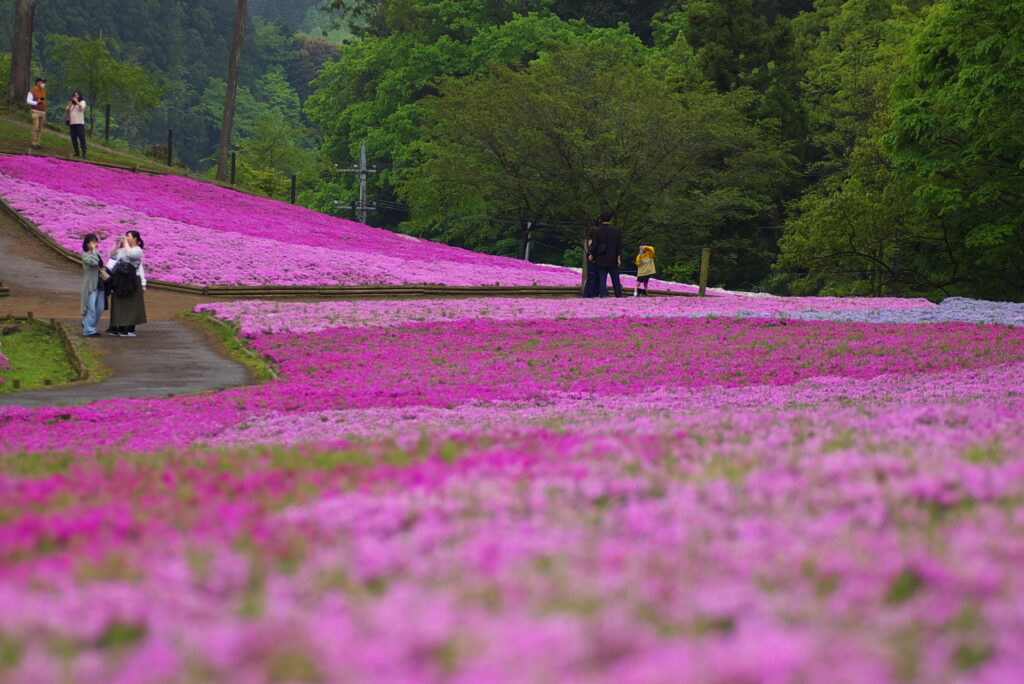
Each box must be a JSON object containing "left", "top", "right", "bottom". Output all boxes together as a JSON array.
[{"left": 0, "top": 156, "right": 694, "bottom": 291}]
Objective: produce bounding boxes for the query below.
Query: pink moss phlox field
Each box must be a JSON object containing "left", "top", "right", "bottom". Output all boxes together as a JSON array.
[
  {"left": 3, "top": 419, "right": 1024, "bottom": 682},
  {"left": 0, "top": 155, "right": 695, "bottom": 291},
  {"left": 1, "top": 313, "right": 1018, "bottom": 455},
  {"left": 196, "top": 296, "right": 936, "bottom": 336},
  {"left": 2, "top": 295, "right": 1024, "bottom": 680}
]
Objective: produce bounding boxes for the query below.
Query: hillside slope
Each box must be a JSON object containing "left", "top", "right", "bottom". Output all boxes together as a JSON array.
[{"left": 0, "top": 156, "right": 697, "bottom": 292}]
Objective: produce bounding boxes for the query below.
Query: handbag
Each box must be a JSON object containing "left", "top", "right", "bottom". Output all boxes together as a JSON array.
[{"left": 97, "top": 266, "right": 110, "bottom": 281}]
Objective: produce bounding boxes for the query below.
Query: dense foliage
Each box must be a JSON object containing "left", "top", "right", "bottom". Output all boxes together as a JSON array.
[
  {"left": 4, "top": 0, "right": 1022, "bottom": 298},
  {"left": 0, "top": 0, "right": 334, "bottom": 181}
]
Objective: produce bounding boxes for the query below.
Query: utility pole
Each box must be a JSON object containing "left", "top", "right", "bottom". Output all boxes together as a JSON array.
[{"left": 337, "top": 139, "right": 377, "bottom": 224}]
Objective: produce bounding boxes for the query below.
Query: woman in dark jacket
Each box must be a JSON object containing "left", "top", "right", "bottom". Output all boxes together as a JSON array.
[{"left": 583, "top": 222, "right": 600, "bottom": 298}]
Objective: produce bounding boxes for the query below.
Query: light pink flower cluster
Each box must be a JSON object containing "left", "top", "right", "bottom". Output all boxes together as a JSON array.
[
  {"left": 197, "top": 296, "right": 936, "bottom": 337},
  {"left": 0, "top": 156, "right": 697, "bottom": 291}
]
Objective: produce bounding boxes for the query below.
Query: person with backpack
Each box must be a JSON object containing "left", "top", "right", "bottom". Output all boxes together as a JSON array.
[{"left": 106, "top": 230, "right": 147, "bottom": 337}]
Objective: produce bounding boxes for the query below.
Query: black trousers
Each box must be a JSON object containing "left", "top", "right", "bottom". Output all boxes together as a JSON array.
[
  {"left": 595, "top": 265, "right": 623, "bottom": 297},
  {"left": 69, "top": 124, "right": 87, "bottom": 156}
]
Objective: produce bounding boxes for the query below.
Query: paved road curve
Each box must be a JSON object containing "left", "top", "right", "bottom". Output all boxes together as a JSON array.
[{"left": 0, "top": 212, "right": 255, "bottom": 407}]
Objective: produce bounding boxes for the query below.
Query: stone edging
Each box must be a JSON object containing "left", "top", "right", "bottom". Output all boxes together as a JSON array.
[{"left": 49, "top": 317, "right": 89, "bottom": 380}]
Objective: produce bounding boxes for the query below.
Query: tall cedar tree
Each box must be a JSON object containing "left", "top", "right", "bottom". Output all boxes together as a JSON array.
[
  {"left": 6, "top": 0, "right": 36, "bottom": 106},
  {"left": 216, "top": 0, "right": 248, "bottom": 181}
]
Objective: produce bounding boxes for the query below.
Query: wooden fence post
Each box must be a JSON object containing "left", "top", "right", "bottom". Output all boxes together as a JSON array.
[
  {"left": 581, "top": 240, "right": 588, "bottom": 295},
  {"left": 698, "top": 248, "right": 711, "bottom": 296}
]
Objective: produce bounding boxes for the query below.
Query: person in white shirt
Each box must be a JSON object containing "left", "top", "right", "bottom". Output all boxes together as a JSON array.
[
  {"left": 65, "top": 91, "right": 88, "bottom": 158},
  {"left": 106, "top": 231, "right": 148, "bottom": 337}
]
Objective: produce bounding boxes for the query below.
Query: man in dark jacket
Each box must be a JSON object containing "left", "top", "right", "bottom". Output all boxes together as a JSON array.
[{"left": 589, "top": 211, "right": 623, "bottom": 297}]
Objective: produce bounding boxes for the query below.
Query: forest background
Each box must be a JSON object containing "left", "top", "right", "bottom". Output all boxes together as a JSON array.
[{"left": 2, "top": 0, "right": 1022, "bottom": 301}]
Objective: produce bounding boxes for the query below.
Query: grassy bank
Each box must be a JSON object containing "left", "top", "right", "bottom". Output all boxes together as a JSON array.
[
  {"left": 0, "top": 111, "right": 183, "bottom": 174},
  {"left": 0, "top": 317, "right": 78, "bottom": 392}
]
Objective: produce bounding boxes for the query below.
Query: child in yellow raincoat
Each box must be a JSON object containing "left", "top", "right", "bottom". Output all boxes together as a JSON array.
[{"left": 634, "top": 245, "right": 656, "bottom": 296}]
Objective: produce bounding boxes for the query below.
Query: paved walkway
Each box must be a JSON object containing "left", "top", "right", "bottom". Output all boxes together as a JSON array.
[{"left": 0, "top": 212, "right": 255, "bottom": 407}]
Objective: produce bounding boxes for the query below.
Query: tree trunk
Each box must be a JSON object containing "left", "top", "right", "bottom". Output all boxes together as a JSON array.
[
  {"left": 215, "top": 0, "right": 247, "bottom": 182},
  {"left": 520, "top": 219, "right": 532, "bottom": 261},
  {"left": 7, "top": 0, "right": 36, "bottom": 107},
  {"left": 87, "top": 89, "right": 96, "bottom": 136}
]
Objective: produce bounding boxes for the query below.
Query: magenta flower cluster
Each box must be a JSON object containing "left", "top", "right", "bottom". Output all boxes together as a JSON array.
[
  {"left": 0, "top": 156, "right": 695, "bottom": 291},
  {"left": 2, "top": 293, "right": 1024, "bottom": 680}
]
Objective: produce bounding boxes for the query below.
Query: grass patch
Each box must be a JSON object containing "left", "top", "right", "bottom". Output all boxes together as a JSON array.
[
  {"left": 183, "top": 311, "right": 277, "bottom": 382},
  {"left": 0, "top": 318, "right": 79, "bottom": 392},
  {"left": 0, "top": 113, "right": 177, "bottom": 173}
]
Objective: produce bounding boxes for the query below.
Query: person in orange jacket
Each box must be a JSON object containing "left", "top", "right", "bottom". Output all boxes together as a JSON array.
[{"left": 26, "top": 77, "right": 47, "bottom": 149}]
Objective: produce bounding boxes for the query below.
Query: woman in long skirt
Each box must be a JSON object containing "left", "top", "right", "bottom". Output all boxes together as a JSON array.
[{"left": 107, "top": 230, "right": 147, "bottom": 337}]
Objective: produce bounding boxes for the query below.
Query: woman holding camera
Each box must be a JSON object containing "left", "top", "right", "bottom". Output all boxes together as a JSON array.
[
  {"left": 65, "top": 91, "right": 87, "bottom": 158},
  {"left": 106, "top": 230, "right": 147, "bottom": 337}
]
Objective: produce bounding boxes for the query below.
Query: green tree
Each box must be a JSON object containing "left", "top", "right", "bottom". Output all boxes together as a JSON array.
[
  {"left": 200, "top": 68, "right": 316, "bottom": 196},
  {"left": 547, "top": 0, "right": 673, "bottom": 40},
  {"left": 885, "top": 0, "right": 1024, "bottom": 299},
  {"left": 773, "top": 0, "right": 942, "bottom": 297},
  {"left": 658, "top": 0, "right": 808, "bottom": 147},
  {"left": 401, "top": 41, "right": 788, "bottom": 283},
  {"left": 794, "top": 0, "right": 936, "bottom": 169},
  {"left": 43, "top": 34, "right": 160, "bottom": 135},
  {"left": 0, "top": 52, "right": 10, "bottom": 89},
  {"left": 285, "top": 35, "right": 341, "bottom": 102},
  {"left": 321, "top": 0, "right": 550, "bottom": 39},
  {"left": 775, "top": 139, "right": 929, "bottom": 296},
  {"left": 304, "top": 12, "right": 623, "bottom": 223}
]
